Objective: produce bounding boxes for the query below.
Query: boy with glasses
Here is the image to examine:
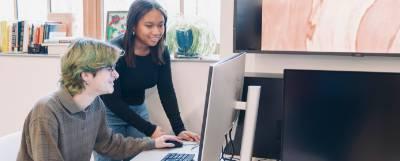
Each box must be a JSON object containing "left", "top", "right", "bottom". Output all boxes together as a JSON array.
[{"left": 17, "top": 38, "right": 179, "bottom": 161}]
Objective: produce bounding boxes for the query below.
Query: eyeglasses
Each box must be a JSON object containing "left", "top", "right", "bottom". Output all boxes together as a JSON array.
[
  {"left": 120, "top": 50, "right": 126, "bottom": 56},
  {"left": 96, "top": 64, "right": 116, "bottom": 73}
]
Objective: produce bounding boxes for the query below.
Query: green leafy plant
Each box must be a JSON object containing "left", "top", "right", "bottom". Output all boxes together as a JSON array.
[{"left": 166, "top": 17, "right": 217, "bottom": 58}]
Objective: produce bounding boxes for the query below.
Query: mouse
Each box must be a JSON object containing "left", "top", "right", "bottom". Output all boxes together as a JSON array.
[{"left": 165, "top": 140, "right": 183, "bottom": 148}]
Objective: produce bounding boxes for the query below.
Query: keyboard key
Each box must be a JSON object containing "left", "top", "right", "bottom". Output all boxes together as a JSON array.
[{"left": 161, "top": 153, "right": 195, "bottom": 161}]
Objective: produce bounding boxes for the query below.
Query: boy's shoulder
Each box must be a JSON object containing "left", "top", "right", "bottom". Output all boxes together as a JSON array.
[{"left": 29, "top": 92, "right": 61, "bottom": 120}]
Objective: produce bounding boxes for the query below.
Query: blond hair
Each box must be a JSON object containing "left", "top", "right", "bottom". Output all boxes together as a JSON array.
[{"left": 60, "top": 38, "right": 122, "bottom": 96}]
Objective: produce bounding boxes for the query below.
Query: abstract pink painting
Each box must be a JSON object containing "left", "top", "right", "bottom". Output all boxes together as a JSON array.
[{"left": 261, "top": 0, "right": 400, "bottom": 53}]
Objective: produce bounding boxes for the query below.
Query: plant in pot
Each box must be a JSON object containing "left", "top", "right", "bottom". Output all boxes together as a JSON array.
[{"left": 166, "top": 17, "right": 217, "bottom": 58}]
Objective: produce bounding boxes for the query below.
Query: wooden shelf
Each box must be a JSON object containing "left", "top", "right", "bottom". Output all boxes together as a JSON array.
[{"left": 0, "top": 53, "right": 60, "bottom": 58}]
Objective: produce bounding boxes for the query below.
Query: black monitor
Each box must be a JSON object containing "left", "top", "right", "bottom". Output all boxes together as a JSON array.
[
  {"left": 234, "top": 0, "right": 261, "bottom": 51},
  {"left": 282, "top": 69, "right": 400, "bottom": 161}
]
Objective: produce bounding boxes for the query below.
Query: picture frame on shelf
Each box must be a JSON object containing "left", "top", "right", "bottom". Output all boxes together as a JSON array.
[{"left": 106, "top": 11, "right": 128, "bottom": 40}]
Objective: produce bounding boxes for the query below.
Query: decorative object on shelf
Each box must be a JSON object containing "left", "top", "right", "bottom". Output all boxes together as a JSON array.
[
  {"left": 166, "top": 17, "right": 217, "bottom": 58},
  {"left": 47, "top": 13, "right": 72, "bottom": 37},
  {"left": 28, "top": 44, "right": 47, "bottom": 54},
  {"left": 176, "top": 28, "right": 194, "bottom": 57},
  {"left": 106, "top": 11, "right": 128, "bottom": 40}
]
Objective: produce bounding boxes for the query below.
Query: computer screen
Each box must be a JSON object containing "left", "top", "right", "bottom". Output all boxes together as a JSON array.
[
  {"left": 198, "top": 53, "right": 246, "bottom": 161},
  {"left": 282, "top": 69, "right": 400, "bottom": 161}
]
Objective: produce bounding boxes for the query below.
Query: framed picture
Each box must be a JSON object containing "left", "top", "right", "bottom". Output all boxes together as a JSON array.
[{"left": 106, "top": 11, "right": 128, "bottom": 40}]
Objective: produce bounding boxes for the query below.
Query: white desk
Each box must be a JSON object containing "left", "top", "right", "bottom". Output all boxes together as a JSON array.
[
  {"left": 131, "top": 142, "right": 199, "bottom": 161},
  {"left": 131, "top": 142, "right": 276, "bottom": 161}
]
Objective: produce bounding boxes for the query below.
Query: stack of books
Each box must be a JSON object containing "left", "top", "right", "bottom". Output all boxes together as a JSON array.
[
  {"left": 42, "top": 37, "right": 74, "bottom": 55},
  {"left": 0, "top": 21, "right": 67, "bottom": 54},
  {"left": 0, "top": 20, "right": 68, "bottom": 54}
]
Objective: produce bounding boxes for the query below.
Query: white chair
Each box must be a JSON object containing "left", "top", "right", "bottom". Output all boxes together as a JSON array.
[
  {"left": 0, "top": 131, "right": 98, "bottom": 161},
  {"left": 0, "top": 131, "right": 22, "bottom": 161}
]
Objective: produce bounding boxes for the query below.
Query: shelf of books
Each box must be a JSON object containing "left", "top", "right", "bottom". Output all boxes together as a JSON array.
[{"left": 0, "top": 20, "right": 72, "bottom": 57}]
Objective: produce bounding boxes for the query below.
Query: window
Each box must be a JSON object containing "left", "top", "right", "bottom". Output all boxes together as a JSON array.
[
  {"left": 50, "top": 0, "right": 83, "bottom": 37},
  {"left": 17, "top": 0, "right": 48, "bottom": 21},
  {"left": 158, "top": 0, "right": 180, "bottom": 17},
  {"left": 0, "top": 0, "right": 15, "bottom": 21},
  {"left": 102, "top": 0, "right": 180, "bottom": 39},
  {"left": 1, "top": 0, "right": 83, "bottom": 37},
  {"left": 185, "top": 0, "right": 220, "bottom": 43},
  {"left": 3, "top": 0, "right": 221, "bottom": 46},
  {"left": 102, "top": 0, "right": 220, "bottom": 52}
]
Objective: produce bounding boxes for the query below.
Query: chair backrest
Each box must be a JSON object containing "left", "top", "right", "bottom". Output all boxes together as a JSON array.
[{"left": 0, "top": 131, "right": 22, "bottom": 161}]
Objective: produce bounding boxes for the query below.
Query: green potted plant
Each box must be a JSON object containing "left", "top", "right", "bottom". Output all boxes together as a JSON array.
[{"left": 166, "top": 17, "right": 217, "bottom": 58}]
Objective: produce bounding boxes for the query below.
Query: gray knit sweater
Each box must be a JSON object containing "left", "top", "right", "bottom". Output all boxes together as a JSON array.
[{"left": 17, "top": 88, "right": 155, "bottom": 161}]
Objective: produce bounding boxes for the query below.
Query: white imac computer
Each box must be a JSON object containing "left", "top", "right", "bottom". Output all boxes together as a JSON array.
[{"left": 198, "top": 53, "right": 260, "bottom": 161}]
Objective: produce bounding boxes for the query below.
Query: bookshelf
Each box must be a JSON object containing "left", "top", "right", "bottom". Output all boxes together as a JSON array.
[
  {"left": 0, "top": 13, "right": 72, "bottom": 56},
  {"left": 0, "top": 52, "right": 60, "bottom": 58}
]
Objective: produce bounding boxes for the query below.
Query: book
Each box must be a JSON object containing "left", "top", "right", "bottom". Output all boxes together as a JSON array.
[
  {"left": 43, "top": 37, "right": 75, "bottom": 44},
  {"left": 47, "top": 13, "right": 73, "bottom": 36},
  {"left": 42, "top": 43, "right": 70, "bottom": 55},
  {"left": 11, "top": 22, "right": 17, "bottom": 52},
  {"left": 8, "top": 24, "right": 12, "bottom": 52},
  {"left": 42, "top": 36, "right": 73, "bottom": 55},
  {"left": 47, "top": 23, "right": 67, "bottom": 39},
  {"left": 22, "top": 21, "right": 30, "bottom": 53},
  {"left": 0, "top": 21, "right": 9, "bottom": 52},
  {"left": 17, "top": 21, "right": 23, "bottom": 52}
]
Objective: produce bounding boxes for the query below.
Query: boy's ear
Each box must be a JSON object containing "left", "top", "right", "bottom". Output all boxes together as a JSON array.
[{"left": 81, "top": 72, "right": 92, "bottom": 82}]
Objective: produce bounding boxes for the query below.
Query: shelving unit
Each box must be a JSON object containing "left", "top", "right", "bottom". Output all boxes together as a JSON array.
[{"left": 0, "top": 53, "right": 60, "bottom": 58}]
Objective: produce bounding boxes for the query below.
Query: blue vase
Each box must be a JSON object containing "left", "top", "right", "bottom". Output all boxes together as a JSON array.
[{"left": 176, "top": 28, "right": 196, "bottom": 58}]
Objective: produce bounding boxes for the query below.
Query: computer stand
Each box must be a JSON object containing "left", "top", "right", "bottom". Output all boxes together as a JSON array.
[{"left": 234, "top": 86, "right": 261, "bottom": 161}]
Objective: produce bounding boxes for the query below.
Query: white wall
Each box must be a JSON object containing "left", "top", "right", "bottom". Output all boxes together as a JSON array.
[
  {"left": 219, "top": 0, "right": 234, "bottom": 58},
  {"left": 0, "top": 55, "right": 60, "bottom": 136},
  {"left": 0, "top": 55, "right": 214, "bottom": 137}
]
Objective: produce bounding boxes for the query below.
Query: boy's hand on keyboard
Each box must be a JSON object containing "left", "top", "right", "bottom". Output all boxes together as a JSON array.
[{"left": 154, "top": 135, "right": 182, "bottom": 148}]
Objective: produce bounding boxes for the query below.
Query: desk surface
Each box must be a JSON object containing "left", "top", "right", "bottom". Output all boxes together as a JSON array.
[
  {"left": 131, "top": 142, "right": 199, "bottom": 161},
  {"left": 131, "top": 142, "right": 276, "bottom": 161}
]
